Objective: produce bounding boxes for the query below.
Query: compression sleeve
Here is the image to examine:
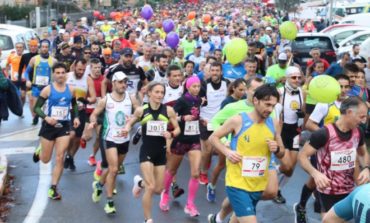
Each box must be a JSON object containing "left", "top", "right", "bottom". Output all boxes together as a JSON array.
[
  {"left": 24, "top": 65, "right": 33, "bottom": 81},
  {"left": 34, "top": 96, "right": 47, "bottom": 119},
  {"left": 71, "top": 98, "right": 79, "bottom": 118},
  {"left": 211, "top": 106, "right": 234, "bottom": 144}
]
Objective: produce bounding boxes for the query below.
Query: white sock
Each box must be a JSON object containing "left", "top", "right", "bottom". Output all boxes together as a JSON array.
[{"left": 216, "top": 212, "right": 222, "bottom": 223}]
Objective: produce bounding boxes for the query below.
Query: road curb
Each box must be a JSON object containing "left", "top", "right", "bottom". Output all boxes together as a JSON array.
[{"left": 0, "top": 154, "right": 8, "bottom": 195}]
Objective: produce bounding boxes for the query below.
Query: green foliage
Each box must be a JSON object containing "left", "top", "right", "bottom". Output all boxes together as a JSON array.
[
  {"left": 0, "top": 5, "right": 35, "bottom": 20},
  {"left": 275, "top": 0, "right": 299, "bottom": 13}
]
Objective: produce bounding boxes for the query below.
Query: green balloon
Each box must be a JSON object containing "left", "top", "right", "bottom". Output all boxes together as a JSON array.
[
  {"left": 308, "top": 75, "right": 340, "bottom": 103},
  {"left": 279, "top": 21, "right": 298, "bottom": 40},
  {"left": 225, "top": 38, "right": 248, "bottom": 65}
]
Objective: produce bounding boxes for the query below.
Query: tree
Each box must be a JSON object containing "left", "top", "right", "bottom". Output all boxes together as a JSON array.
[{"left": 275, "top": 0, "right": 300, "bottom": 13}]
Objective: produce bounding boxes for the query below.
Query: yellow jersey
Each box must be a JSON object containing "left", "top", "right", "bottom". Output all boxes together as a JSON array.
[{"left": 324, "top": 103, "right": 340, "bottom": 125}]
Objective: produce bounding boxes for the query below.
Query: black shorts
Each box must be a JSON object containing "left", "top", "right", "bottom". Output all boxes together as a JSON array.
[
  {"left": 139, "top": 143, "right": 166, "bottom": 166},
  {"left": 12, "top": 81, "right": 26, "bottom": 91},
  {"left": 305, "top": 104, "right": 316, "bottom": 115},
  {"left": 39, "top": 121, "right": 71, "bottom": 140},
  {"left": 100, "top": 140, "right": 129, "bottom": 168},
  {"left": 171, "top": 141, "right": 201, "bottom": 156},
  {"left": 199, "top": 121, "right": 213, "bottom": 140},
  {"left": 281, "top": 123, "right": 300, "bottom": 151},
  {"left": 71, "top": 110, "right": 86, "bottom": 137},
  {"left": 318, "top": 192, "right": 349, "bottom": 213}
]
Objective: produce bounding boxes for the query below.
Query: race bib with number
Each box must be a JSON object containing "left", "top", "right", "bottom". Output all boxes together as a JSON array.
[
  {"left": 330, "top": 148, "right": 356, "bottom": 171},
  {"left": 207, "top": 122, "right": 214, "bottom": 131},
  {"left": 242, "top": 156, "right": 267, "bottom": 177},
  {"left": 146, "top": 120, "right": 167, "bottom": 136},
  {"left": 35, "top": 76, "right": 49, "bottom": 86},
  {"left": 112, "top": 127, "right": 128, "bottom": 140},
  {"left": 184, "top": 121, "right": 200, "bottom": 135},
  {"left": 51, "top": 106, "right": 69, "bottom": 120}
]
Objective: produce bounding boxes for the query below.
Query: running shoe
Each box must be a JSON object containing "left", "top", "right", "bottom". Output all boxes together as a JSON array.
[
  {"left": 48, "top": 187, "right": 61, "bottom": 200},
  {"left": 80, "top": 138, "right": 87, "bottom": 149},
  {"left": 113, "top": 188, "right": 117, "bottom": 195},
  {"left": 199, "top": 173, "right": 209, "bottom": 185},
  {"left": 92, "top": 181, "right": 102, "bottom": 203},
  {"left": 159, "top": 191, "right": 170, "bottom": 211},
  {"left": 88, "top": 155, "right": 97, "bottom": 166},
  {"left": 32, "top": 145, "right": 42, "bottom": 163},
  {"left": 132, "top": 175, "right": 143, "bottom": 198},
  {"left": 94, "top": 161, "right": 102, "bottom": 181},
  {"left": 171, "top": 182, "right": 184, "bottom": 198},
  {"left": 132, "top": 126, "right": 142, "bottom": 145},
  {"left": 273, "top": 190, "right": 286, "bottom": 204},
  {"left": 104, "top": 201, "right": 116, "bottom": 214},
  {"left": 69, "top": 156, "right": 76, "bottom": 171},
  {"left": 293, "top": 203, "right": 307, "bottom": 223},
  {"left": 184, "top": 203, "right": 200, "bottom": 217},
  {"left": 207, "top": 214, "right": 217, "bottom": 223},
  {"left": 206, "top": 184, "right": 216, "bottom": 202},
  {"left": 64, "top": 155, "right": 71, "bottom": 169},
  {"left": 118, "top": 164, "right": 125, "bottom": 174},
  {"left": 144, "top": 219, "right": 153, "bottom": 223}
]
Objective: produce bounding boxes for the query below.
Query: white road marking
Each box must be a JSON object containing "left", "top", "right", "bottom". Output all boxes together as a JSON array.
[
  {"left": 0, "top": 126, "right": 39, "bottom": 139},
  {"left": 0, "top": 147, "right": 35, "bottom": 155}
]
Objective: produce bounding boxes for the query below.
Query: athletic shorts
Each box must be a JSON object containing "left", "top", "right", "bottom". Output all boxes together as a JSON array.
[
  {"left": 333, "top": 193, "right": 354, "bottom": 221},
  {"left": 139, "top": 143, "right": 166, "bottom": 166},
  {"left": 99, "top": 140, "right": 129, "bottom": 168},
  {"left": 12, "top": 81, "right": 26, "bottom": 91},
  {"left": 226, "top": 186, "right": 262, "bottom": 217},
  {"left": 71, "top": 110, "right": 86, "bottom": 137},
  {"left": 171, "top": 141, "right": 201, "bottom": 156},
  {"left": 318, "top": 192, "right": 349, "bottom": 213},
  {"left": 31, "top": 85, "right": 45, "bottom": 97},
  {"left": 199, "top": 121, "right": 213, "bottom": 140},
  {"left": 39, "top": 121, "right": 70, "bottom": 140},
  {"left": 305, "top": 104, "right": 316, "bottom": 115},
  {"left": 281, "top": 123, "right": 300, "bottom": 151}
]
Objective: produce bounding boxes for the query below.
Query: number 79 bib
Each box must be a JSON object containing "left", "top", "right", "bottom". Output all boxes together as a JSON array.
[{"left": 242, "top": 156, "right": 267, "bottom": 177}]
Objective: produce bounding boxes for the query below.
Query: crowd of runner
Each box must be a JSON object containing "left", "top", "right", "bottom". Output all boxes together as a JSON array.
[{"left": 1, "top": 1, "right": 370, "bottom": 223}]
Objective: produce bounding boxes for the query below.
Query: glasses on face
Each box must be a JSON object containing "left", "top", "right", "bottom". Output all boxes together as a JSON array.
[{"left": 290, "top": 76, "right": 301, "bottom": 80}]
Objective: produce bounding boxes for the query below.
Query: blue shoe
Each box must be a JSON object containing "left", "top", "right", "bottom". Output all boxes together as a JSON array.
[{"left": 206, "top": 184, "right": 216, "bottom": 202}]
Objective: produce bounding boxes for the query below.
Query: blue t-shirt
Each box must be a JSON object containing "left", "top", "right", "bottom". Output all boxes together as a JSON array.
[
  {"left": 326, "top": 63, "right": 344, "bottom": 77},
  {"left": 222, "top": 63, "right": 246, "bottom": 82},
  {"left": 348, "top": 85, "right": 361, "bottom": 97}
]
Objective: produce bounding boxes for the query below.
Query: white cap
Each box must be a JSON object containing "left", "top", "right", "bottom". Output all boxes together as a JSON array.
[
  {"left": 278, "top": 52, "right": 288, "bottom": 61},
  {"left": 59, "top": 29, "right": 66, "bottom": 34},
  {"left": 112, "top": 71, "right": 128, "bottom": 82},
  {"left": 266, "top": 26, "right": 273, "bottom": 31},
  {"left": 286, "top": 66, "right": 301, "bottom": 77},
  {"left": 135, "top": 27, "right": 142, "bottom": 32},
  {"left": 284, "top": 45, "right": 292, "bottom": 51}
]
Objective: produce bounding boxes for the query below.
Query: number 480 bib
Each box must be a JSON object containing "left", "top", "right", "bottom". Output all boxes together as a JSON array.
[
  {"left": 242, "top": 156, "right": 267, "bottom": 177},
  {"left": 330, "top": 148, "right": 356, "bottom": 171}
]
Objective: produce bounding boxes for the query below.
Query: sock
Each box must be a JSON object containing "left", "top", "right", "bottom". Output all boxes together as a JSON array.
[
  {"left": 187, "top": 177, "right": 199, "bottom": 206},
  {"left": 107, "top": 197, "right": 114, "bottom": 206},
  {"left": 50, "top": 185, "right": 57, "bottom": 190},
  {"left": 208, "top": 183, "right": 215, "bottom": 189},
  {"left": 97, "top": 181, "right": 104, "bottom": 189},
  {"left": 164, "top": 170, "right": 174, "bottom": 194},
  {"left": 278, "top": 174, "right": 290, "bottom": 188},
  {"left": 299, "top": 184, "right": 314, "bottom": 208},
  {"left": 216, "top": 212, "right": 222, "bottom": 222}
]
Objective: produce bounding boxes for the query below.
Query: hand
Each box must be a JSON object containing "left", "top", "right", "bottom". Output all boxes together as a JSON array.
[
  {"left": 224, "top": 140, "right": 230, "bottom": 148},
  {"left": 26, "top": 80, "right": 32, "bottom": 89},
  {"left": 357, "top": 168, "right": 370, "bottom": 185},
  {"left": 312, "top": 171, "right": 331, "bottom": 190},
  {"left": 279, "top": 76, "right": 286, "bottom": 84},
  {"left": 88, "top": 122, "right": 96, "bottom": 130},
  {"left": 266, "top": 139, "right": 278, "bottom": 153},
  {"left": 162, "top": 131, "right": 172, "bottom": 139},
  {"left": 183, "top": 115, "right": 193, "bottom": 121},
  {"left": 121, "top": 127, "right": 129, "bottom": 137},
  {"left": 201, "top": 97, "right": 207, "bottom": 105},
  {"left": 45, "top": 116, "right": 58, "bottom": 126},
  {"left": 225, "top": 150, "right": 242, "bottom": 164},
  {"left": 73, "top": 118, "right": 80, "bottom": 129}
]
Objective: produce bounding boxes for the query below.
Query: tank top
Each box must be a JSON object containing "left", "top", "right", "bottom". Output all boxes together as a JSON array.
[
  {"left": 66, "top": 72, "right": 88, "bottom": 99},
  {"left": 86, "top": 75, "right": 104, "bottom": 114},
  {"left": 200, "top": 80, "right": 227, "bottom": 124},
  {"left": 323, "top": 102, "right": 341, "bottom": 125},
  {"left": 227, "top": 113, "right": 275, "bottom": 192},
  {"left": 46, "top": 84, "right": 72, "bottom": 122},
  {"left": 102, "top": 93, "right": 132, "bottom": 144},
  {"left": 163, "top": 83, "right": 183, "bottom": 107},
  {"left": 152, "top": 68, "right": 167, "bottom": 84},
  {"left": 140, "top": 103, "right": 169, "bottom": 147},
  {"left": 32, "top": 55, "right": 53, "bottom": 86},
  {"left": 317, "top": 124, "right": 360, "bottom": 195}
]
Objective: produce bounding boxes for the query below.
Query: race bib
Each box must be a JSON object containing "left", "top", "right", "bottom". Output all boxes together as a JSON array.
[
  {"left": 112, "top": 127, "right": 129, "bottom": 140},
  {"left": 51, "top": 106, "right": 69, "bottom": 120},
  {"left": 146, "top": 120, "right": 167, "bottom": 136},
  {"left": 207, "top": 122, "right": 214, "bottom": 131},
  {"left": 330, "top": 148, "right": 356, "bottom": 171},
  {"left": 35, "top": 76, "right": 49, "bottom": 86},
  {"left": 184, "top": 121, "right": 200, "bottom": 136},
  {"left": 242, "top": 156, "right": 267, "bottom": 177}
]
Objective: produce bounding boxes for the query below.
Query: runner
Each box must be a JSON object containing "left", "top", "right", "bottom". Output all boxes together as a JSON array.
[
  {"left": 159, "top": 76, "right": 202, "bottom": 217},
  {"left": 90, "top": 71, "right": 139, "bottom": 214},
  {"left": 298, "top": 96, "right": 370, "bottom": 218},
  {"left": 123, "top": 82, "right": 180, "bottom": 223},
  {"left": 209, "top": 84, "right": 284, "bottom": 223},
  {"left": 32, "top": 62, "right": 80, "bottom": 200},
  {"left": 145, "top": 54, "right": 169, "bottom": 83}
]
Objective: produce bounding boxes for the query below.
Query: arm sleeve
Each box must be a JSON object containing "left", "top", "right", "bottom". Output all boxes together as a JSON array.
[
  {"left": 34, "top": 96, "right": 47, "bottom": 119},
  {"left": 308, "top": 128, "right": 328, "bottom": 150},
  {"left": 71, "top": 98, "right": 79, "bottom": 118},
  {"left": 24, "top": 65, "right": 33, "bottom": 81}
]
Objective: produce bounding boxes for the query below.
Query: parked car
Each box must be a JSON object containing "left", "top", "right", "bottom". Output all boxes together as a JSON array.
[
  {"left": 291, "top": 33, "right": 338, "bottom": 71},
  {"left": 339, "top": 13, "right": 370, "bottom": 27},
  {"left": 0, "top": 24, "right": 39, "bottom": 68},
  {"left": 326, "top": 26, "right": 370, "bottom": 45},
  {"left": 320, "top": 24, "right": 361, "bottom": 33},
  {"left": 337, "top": 30, "right": 370, "bottom": 54}
]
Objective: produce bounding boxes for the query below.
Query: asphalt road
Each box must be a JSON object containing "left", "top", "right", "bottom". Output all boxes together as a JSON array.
[{"left": 0, "top": 103, "right": 322, "bottom": 223}]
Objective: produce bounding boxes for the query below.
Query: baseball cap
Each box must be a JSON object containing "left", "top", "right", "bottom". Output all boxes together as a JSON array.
[
  {"left": 112, "top": 71, "right": 128, "bottom": 82},
  {"left": 121, "top": 47, "right": 133, "bottom": 56},
  {"left": 266, "top": 26, "right": 273, "bottom": 31},
  {"left": 278, "top": 52, "right": 288, "bottom": 61}
]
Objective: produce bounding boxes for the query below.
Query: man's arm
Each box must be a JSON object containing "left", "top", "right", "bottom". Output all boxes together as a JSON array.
[
  {"left": 86, "top": 76, "right": 97, "bottom": 104},
  {"left": 89, "top": 97, "right": 107, "bottom": 126}
]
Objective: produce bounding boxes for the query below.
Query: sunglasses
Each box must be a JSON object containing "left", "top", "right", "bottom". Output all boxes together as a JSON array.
[
  {"left": 84, "top": 52, "right": 91, "bottom": 54},
  {"left": 290, "top": 76, "right": 302, "bottom": 80}
]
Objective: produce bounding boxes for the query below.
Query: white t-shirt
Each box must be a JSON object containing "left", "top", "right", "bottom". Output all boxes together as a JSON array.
[{"left": 309, "top": 101, "right": 341, "bottom": 124}]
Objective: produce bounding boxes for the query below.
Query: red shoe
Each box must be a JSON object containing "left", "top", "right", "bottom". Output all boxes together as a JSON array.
[
  {"left": 199, "top": 173, "right": 208, "bottom": 185},
  {"left": 80, "top": 138, "right": 86, "bottom": 149},
  {"left": 88, "top": 155, "right": 97, "bottom": 166}
]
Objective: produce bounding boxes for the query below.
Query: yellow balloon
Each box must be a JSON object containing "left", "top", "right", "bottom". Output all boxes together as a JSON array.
[
  {"left": 279, "top": 21, "right": 298, "bottom": 40},
  {"left": 225, "top": 38, "right": 248, "bottom": 65},
  {"left": 308, "top": 75, "right": 340, "bottom": 103}
]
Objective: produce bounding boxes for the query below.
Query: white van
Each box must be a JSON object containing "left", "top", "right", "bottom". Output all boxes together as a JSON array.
[
  {"left": 339, "top": 13, "right": 370, "bottom": 27},
  {"left": 0, "top": 24, "right": 39, "bottom": 67}
]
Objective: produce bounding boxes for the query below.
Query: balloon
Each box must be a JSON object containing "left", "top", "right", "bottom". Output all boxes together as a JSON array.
[
  {"left": 110, "top": 12, "right": 117, "bottom": 19},
  {"left": 140, "top": 5, "right": 154, "bottom": 20},
  {"left": 202, "top": 14, "right": 211, "bottom": 24},
  {"left": 162, "top": 19, "right": 175, "bottom": 33},
  {"left": 98, "top": 14, "right": 105, "bottom": 20},
  {"left": 93, "top": 11, "right": 100, "bottom": 17},
  {"left": 166, "top": 32, "right": 180, "bottom": 49},
  {"left": 225, "top": 38, "right": 248, "bottom": 65},
  {"left": 308, "top": 75, "right": 340, "bottom": 103},
  {"left": 279, "top": 21, "right": 298, "bottom": 40},
  {"left": 188, "top": 11, "right": 196, "bottom": 20}
]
